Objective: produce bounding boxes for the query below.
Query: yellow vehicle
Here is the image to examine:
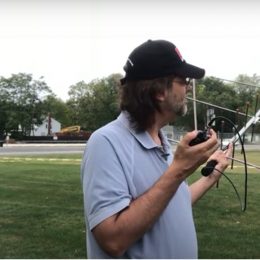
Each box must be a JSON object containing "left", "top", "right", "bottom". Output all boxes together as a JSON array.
[
  {"left": 60, "top": 125, "right": 81, "bottom": 133},
  {"left": 55, "top": 125, "right": 92, "bottom": 139}
]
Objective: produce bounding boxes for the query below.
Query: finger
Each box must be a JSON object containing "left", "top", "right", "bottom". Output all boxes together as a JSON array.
[
  {"left": 208, "top": 128, "right": 217, "bottom": 138},
  {"left": 224, "top": 143, "right": 233, "bottom": 157},
  {"left": 181, "top": 130, "right": 199, "bottom": 145}
]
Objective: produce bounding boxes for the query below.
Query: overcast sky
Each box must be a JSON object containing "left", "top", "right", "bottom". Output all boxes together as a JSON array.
[{"left": 0, "top": 0, "right": 260, "bottom": 101}]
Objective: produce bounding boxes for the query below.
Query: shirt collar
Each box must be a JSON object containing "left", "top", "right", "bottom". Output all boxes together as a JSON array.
[{"left": 117, "top": 111, "right": 171, "bottom": 153}]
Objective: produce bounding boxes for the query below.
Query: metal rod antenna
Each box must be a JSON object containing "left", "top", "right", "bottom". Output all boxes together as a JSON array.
[
  {"left": 167, "top": 138, "right": 260, "bottom": 171},
  {"left": 242, "top": 102, "right": 250, "bottom": 146},
  {"left": 210, "top": 76, "right": 260, "bottom": 88},
  {"left": 186, "top": 97, "right": 254, "bottom": 118},
  {"left": 251, "top": 93, "right": 259, "bottom": 142},
  {"left": 168, "top": 138, "right": 179, "bottom": 145},
  {"left": 230, "top": 109, "right": 260, "bottom": 144},
  {"left": 192, "top": 79, "right": 198, "bottom": 130},
  {"left": 231, "top": 126, "right": 236, "bottom": 169},
  {"left": 168, "top": 109, "right": 260, "bottom": 147},
  {"left": 226, "top": 157, "right": 260, "bottom": 171},
  {"left": 220, "top": 120, "right": 224, "bottom": 150}
]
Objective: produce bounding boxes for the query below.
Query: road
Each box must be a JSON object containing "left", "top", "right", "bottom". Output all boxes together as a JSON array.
[
  {"left": 0, "top": 143, "right": 87, "bottom": 155},
  {"left": 0, "top": 141, "right": 259, "bottom": 156}
]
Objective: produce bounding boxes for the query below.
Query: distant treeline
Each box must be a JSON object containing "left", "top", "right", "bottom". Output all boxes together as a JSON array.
[{"left": 0, "top": 72, "right": 259, "bottom": 140}]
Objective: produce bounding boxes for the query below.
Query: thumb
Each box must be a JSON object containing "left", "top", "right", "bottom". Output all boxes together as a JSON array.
[{"left": 182, "top": 130, "right": 199, "bottom": 145}]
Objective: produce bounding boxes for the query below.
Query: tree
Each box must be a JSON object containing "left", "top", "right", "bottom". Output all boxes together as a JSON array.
[
  {"left": 67, "top": 81, "right": 92, "bottom": 126},
  {"left": 232, "top": 74, "right": 260, "bottom": 132},
  {"left": 233, "top": 74, "right": 260, "bottom": 113},
  {"left": 0, "top": 73, "right": 53, "bottom": 137},
  {"left": 41, "top": 96, "right": 71, "bottom": 128},
  {"left": 67, "top": 74, "right": 122, "bottom": 131}
]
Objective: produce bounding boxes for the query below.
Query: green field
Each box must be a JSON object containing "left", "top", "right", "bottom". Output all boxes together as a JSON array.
[
  {"left": 0, "top": 154, "right": 85, "bottom": 258},
  {"left": 0, "top": 151, "right": 260, "bottom": 258}
]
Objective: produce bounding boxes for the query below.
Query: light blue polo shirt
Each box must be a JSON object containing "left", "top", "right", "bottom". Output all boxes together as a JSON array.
[{"left": 81, "top": 111, "right": 197, "bottom": 259}]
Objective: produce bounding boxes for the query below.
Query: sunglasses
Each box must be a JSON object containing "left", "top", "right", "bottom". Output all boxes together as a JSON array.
[{"left": 173, "top": 77, "right": 192, "bottom": 86}]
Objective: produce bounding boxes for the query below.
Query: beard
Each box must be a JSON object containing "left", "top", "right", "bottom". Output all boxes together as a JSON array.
[
  {"left": 164, "top": 94, "right": 188, "bottom": 117},
  {"left": 173, "top": 100, "right": 187, "bottom": 116}
]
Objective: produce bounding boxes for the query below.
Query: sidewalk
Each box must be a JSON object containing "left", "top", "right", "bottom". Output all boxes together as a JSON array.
[{"left": 1, "top": 143, "right": 87, "bottom": 147}]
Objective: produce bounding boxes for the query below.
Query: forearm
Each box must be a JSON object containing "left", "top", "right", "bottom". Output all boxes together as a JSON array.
[
  {"left": 189, "top": 174, "right": 219, "bottom": 205},
  {"left": 93, "top": 165, "right": 183, "bottom": 257},
  {"left": 190, "top": 148, "right": 232, "bottom": 205}
]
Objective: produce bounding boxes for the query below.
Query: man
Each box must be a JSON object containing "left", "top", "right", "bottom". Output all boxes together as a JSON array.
[{"left": 81, "top": 39, "right": 232, "bottom": 258}]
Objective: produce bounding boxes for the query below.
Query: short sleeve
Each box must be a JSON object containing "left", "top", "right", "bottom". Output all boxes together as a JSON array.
[{"left": 81, "top": 131, "right": 132, "bottom": 230}]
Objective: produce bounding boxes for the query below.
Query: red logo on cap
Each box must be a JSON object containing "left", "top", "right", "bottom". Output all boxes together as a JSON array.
[{"left": 175, "top": 47, "right": 184, "bottom": 62}]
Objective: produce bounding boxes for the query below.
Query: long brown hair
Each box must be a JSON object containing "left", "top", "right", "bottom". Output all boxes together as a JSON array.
[{"left": 119, "top": 75, "right": 174, "bottom": 131}]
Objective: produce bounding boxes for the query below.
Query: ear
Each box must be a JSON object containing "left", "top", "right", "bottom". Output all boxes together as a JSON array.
[{"left": 155, "top": 90, "right": 167, "bottom": 102}]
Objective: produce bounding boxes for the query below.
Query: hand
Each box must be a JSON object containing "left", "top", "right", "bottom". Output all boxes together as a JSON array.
[
  {"left": 205, "top": 143, "right": 233, "bottom": 182},
  {"left": 170, "top": 129, "right": 219, "bottom": 180}
]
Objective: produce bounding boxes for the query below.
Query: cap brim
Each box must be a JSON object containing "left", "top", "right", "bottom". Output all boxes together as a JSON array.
[
  {"left": 174, "top": 62, "right": 205, "bottom": 79},
  {"left": 120, "top": 62, "right": 205, "bottom": 85}
]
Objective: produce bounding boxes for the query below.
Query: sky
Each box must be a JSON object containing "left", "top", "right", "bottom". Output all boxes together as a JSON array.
[{"left": 0, "top": 0, "right": 260, "bottom": 101}]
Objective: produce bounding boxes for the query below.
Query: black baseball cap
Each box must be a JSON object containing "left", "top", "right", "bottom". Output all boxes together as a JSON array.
[{"left": 120, "top": 39, "right": 205, "bottom": 85}]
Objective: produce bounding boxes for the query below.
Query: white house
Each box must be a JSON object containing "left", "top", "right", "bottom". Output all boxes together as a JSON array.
[{"left": 31, "top": 116, "right": 61, "bottom": 136}]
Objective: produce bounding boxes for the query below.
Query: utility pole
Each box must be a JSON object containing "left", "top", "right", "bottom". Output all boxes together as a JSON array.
[{"left": 47, "top": 113, "right": 52, "bottom": 136}]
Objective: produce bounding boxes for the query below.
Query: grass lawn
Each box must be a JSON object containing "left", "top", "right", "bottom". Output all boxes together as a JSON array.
[
  {"left": 190, "top": 150, "right": 260, "bottom": 258},
  {"left": 0, "top": 151, "right": 259, "bottom": 258},
  {"left": 0, "top": 154, "right": 85, "bottom": 259}
]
